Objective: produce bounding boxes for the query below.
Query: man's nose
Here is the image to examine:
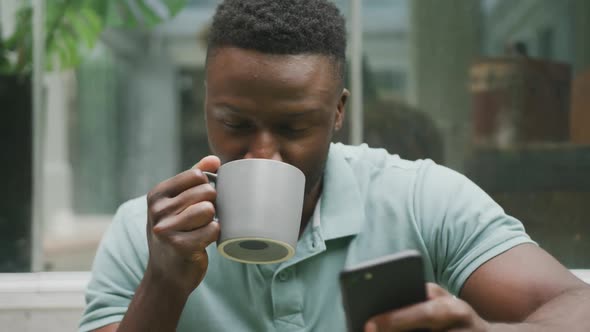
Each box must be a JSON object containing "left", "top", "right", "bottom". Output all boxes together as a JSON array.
[{"left": 243, "top": 130, "right": 283, "bottom": 161}]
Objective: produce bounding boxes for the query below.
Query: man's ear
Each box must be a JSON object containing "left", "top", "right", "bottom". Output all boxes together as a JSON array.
[{"left": 334, "top": 88, "right": 349, "bottom": 131}]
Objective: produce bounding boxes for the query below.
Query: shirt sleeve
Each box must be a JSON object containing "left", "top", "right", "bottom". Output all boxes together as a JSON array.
[
  {"left": 413, "top": 161, "right": 535, "bottom": 296},
  {"left": 78, "top": 197, "right": 149, "bottom": 332}
]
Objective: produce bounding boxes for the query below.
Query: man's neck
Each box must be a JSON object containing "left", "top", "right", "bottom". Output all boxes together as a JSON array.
[{"left": 299, "top": 179, "right": 322, "bottom": 237}]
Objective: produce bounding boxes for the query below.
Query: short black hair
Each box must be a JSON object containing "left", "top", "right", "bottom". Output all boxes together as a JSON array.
[{"left": 207, "top": 0, "right": 346, "bottom": 81}]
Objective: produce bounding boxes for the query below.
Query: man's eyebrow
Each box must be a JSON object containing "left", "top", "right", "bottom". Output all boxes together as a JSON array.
[
  {"left": 212, "top": 104, "right": 241, "bottom": 113},
  {"left": 214, "top": 104, "right": 318, "bottom": 117},
  {"left": 283, "top": 109, "right": 319, "bottom": 117}
]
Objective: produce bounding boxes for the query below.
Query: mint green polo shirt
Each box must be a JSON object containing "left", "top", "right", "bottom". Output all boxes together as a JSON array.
[{"left": 79, "top": 143, "right": 533, "bottom": 331}]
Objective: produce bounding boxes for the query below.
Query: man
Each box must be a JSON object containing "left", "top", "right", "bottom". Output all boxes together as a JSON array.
[{"left": 80, "top": 1, "right": 590, "bottom": 331}]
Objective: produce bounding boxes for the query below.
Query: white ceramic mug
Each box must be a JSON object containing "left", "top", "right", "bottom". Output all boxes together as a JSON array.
[{"left": 204, "top": 158, "right": 305, "bottom": 264}]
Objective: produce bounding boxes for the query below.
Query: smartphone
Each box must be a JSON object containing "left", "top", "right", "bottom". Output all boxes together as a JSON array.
[{"left": 339, "top": 250, "right": 427, "bottom": 332}]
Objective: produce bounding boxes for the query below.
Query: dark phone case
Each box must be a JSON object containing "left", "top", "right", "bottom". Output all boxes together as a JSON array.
[{"left": 339, "top": 250, "right": 427, "bottom": 332}]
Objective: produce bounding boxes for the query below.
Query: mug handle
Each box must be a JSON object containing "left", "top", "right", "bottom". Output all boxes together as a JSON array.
[
  {"left": 202, "top": 171, "right": 217, "bottom": 187},
  {"left": 202, "top": 171, "right": 218, "bottom": 222}
]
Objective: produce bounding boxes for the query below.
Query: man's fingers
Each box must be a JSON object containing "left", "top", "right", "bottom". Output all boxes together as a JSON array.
[
  {"left": 167, "top": 221, "right": 221, "bottom": 255},
  {"left": 427, "top": 282, "right": 451, "bottom": 299},
  {"left": 175, "top": 182, "right": 216, "bottom": 211},
  {"left": 148, "top": 183, "right": 216, "bottom": 224},
  {"left": 148, "top": 156, "right": 221, "bottom": 201},
  {"left": 148, "top": 169, "right": 209, "bottom": 201},
  {"left": 367, "top": 302, "right": 428, "bottom": 332},
  {"left": 153, "top": 201, "right": 216, "bottom": 233},
  {"left": 367, "top": 295, "right": 472, "bottom": 332},
  {"left": 157, "top": 182, "right": 217, "bottom": 221}
]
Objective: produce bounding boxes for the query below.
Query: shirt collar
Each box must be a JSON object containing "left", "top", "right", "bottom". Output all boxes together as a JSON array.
[{"left": 318, "top": 143, "right": 364, "bottom": 240}]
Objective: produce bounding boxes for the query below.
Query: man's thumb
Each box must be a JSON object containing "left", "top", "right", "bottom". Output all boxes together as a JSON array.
[{"left": 194, "top": 155, "right": 221, "bottom": 173}]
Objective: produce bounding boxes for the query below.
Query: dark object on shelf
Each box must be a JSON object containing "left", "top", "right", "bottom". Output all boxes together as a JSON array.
[
  {"left": 570, "top": 69, "right": 590, "bottom": 145},
  {"left": 465, "top": 144, "right": 590, "bottom": 268},
  {"left": 362, "top": 99, "right": 445, "bottom": 165},
  {"left": 469, "top": 58, "right": 571, "bottom": 147},
  {"left": 465, "top": 144, "right": 590, "bottom": 192},
  {"left": 0, "top": 75, "right": 33, "bottom": 272}
]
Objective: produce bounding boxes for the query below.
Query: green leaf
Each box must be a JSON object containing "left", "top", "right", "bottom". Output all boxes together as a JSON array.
[
  {"left": 102, "top": 0, "right": 188, "bottom": 28},
  {"left": 44, "top": 2, "right": 105, "bottom": 70},
  {"left": 0, "top": 51, "right": 12, "bottom": 74},
  {"left": 47, "top": 25, "right": 78, "bottom": 70},
  {"left": 87, "top": 0, "right": 109, "bottom": 18},
  {"left": 63, "top": 31, "right": 81, "bottom": 66},
  {"left": 80, "top": 8, "right": 104, "bottom": 36},
  {"left": 68, "top": 16, "right": 94, "bottom": 48},
  {"left": 1, "top": 0, "right": 188, "bottom": 74},
  {"left": 67, "top": 8, "right": 103, "bottom": 49},
  {"left": 56, "top": 36, "right": 73, "bottom": 69},
  {"left": 104, "top": 2, "right": 137, "bottom": 28},
  {"left": 136, "top": 1, "right": 164, "bottom": 26}
]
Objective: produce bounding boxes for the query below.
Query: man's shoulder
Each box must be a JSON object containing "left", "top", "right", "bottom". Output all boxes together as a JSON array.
[
  {"left": 109, "top": 195, "right": 148, "bottom": 238},
  {"left": 331, "top": 143, "right": 469, "bottom": 200},
  {"left": 118, "top": 195, "right": 148, "bottom": 217},
  {"left": 93, "top": 195, "right": 149, "bottom": 270},
  {"left": 332, "top": 142, "right": 436, "bottom": 176}
]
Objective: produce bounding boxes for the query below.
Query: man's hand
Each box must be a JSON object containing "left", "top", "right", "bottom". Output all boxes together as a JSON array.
[
  {"left": 145, "top": 155, "right": 221, "bottom": 295},
  {"left": 365, "top": 283, "right": 490, "bottom": 332}
]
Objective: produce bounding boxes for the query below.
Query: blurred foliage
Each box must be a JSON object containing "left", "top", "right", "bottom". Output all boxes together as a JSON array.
[{"left": 0, "top": 0, "right": 187, "bottom": 74}]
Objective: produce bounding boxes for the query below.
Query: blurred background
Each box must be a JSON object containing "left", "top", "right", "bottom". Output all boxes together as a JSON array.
[{"left": 1, "top": 0, "right": 589, "bottom": 277}]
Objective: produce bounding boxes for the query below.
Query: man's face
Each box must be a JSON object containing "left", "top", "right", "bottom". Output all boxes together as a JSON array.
[{"left": 205, "top": 47, "right": 348, "bottom": 194}]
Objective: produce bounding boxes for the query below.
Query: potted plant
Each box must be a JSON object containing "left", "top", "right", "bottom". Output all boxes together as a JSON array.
[{"left": 0, "top": 0, "right": 187, "bottom": 272}]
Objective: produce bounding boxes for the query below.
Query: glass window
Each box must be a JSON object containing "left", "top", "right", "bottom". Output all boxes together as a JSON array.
[
  {"left": 355, "top": 0, "right": 590, "bottom": 268},
  {"left": 1, "top": 0, "right": 588, "bottom": 272}
]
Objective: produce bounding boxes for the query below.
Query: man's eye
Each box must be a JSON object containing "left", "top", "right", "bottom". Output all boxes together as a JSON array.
[
  {"left": 280, "top": 125, "right": 309, "bottom": 135},
  {"left": 223, "top": 121, "right": 251, "bottom": 129}
]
